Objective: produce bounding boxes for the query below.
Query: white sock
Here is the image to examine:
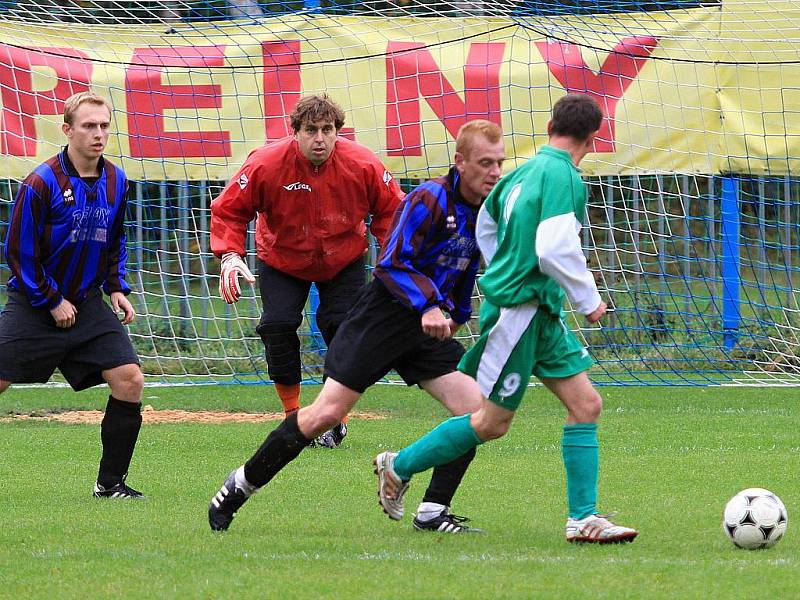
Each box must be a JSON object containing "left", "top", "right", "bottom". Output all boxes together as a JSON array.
[
  {"left": 416, "top": 502, "right": 447, "bottom": 522},
  {"left": 234, "top": 465, "right": 257, "bottom": 497}
]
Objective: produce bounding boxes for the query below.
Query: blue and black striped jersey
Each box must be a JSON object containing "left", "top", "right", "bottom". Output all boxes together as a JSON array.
[
  {"left": 374, "top": 167, "right": 480, "bottom": 324},
  {"left": 4, "top": 149, "right": 131, "bottom": 308}
]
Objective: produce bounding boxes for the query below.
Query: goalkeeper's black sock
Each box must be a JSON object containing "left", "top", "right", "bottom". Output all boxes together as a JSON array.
[
  {"left": 97, "top": 396, "right": 142, "bottom": 488},
  {"left": 244, "top": 412, "right": 312, "bottom": 488},
  {"left": 421, "top": 447, "right": 477, "bottom": 507}
]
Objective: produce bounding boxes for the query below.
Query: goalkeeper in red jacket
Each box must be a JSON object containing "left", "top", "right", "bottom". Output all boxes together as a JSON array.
[{"left": 210, "top": 94, "right": 403, "bottom": 447}]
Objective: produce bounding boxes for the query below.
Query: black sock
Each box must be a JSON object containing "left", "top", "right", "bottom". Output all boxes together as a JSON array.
[
  {"left": 422, "top": 447, "right": 477, "bottom": 507},
  {"left": 97, "top": 395, "right": 142, "bottom": 488},
  {"left": 244, "top": 411, "right": 312, "bottom": 488}
]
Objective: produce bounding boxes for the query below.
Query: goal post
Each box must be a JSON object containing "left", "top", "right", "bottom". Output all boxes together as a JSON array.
[{"left": 1, "top": 0, "right": 799, "bottom": 385}]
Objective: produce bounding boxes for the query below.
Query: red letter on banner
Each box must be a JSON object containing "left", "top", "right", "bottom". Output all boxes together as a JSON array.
[
  {"left": 262, "top": 41, "right": 355, "bottom": 142},
  {"left": 0, "top": 46, "right": 91, "bottom": 157},
  {"left": 126, "top": 46, "right": 230, "bottom": 158},
  {"left": 386, "top": 42, "right": 504, "bottom": 156},
  {"left": 263, "top": 41, "right": 301, "bottom": 142},
  {"left": 536, "top": 36, "right": 658, "bottom": 153}
]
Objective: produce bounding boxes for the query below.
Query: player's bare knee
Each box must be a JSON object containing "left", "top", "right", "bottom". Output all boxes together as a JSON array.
[
  {"left": 0, "top": 380, "right": 10, "bottom": 394},
  {"left": 125, "top": 368, "right": 145, "bottom": 398},
  {"left": 584, "top": 391, "right": 602, "bottom": 421},
  {"left": 472, "top": 418, "right": 509, "bottom": 441},
  {"left": 107, "top": 365, "right": 144, "bottom": 401},
  {"left": 300, "top": 402, "right": 345, "bottom": 436},
  {"left": 571, "top": 391, "right": 602, "bottom": 423}
]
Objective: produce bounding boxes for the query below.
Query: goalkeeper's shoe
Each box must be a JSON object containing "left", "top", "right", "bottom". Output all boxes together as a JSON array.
[
  {"left": 374, "top": 451, "right": 410, "bottom": 521},
  {"left": 93, "top": 476, "right": 144, "bottom": 499},
  {"left": 208, "top": 469, "right": 251, "bottom": 531},
  {"left": 314, "top": 421, "right": 348, "bottom": 449},
  {"left": 565, "top": 513, "right": 638, "bottom": 544},
  {"left": 413, "top": 508, "right": 482, "bottom": 533}
]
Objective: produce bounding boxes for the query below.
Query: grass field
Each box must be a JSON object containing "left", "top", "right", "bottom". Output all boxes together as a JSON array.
[{"left": 0, "top": 384, "right": 797, "bottom": 599}]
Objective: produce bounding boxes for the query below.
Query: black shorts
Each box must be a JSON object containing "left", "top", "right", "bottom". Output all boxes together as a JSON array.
[
  {"left": 0, "top": 290, "right": 140, "bottom": 391},
  {"left": 323, "top": 280, "right": 465, "bottom": 393}
]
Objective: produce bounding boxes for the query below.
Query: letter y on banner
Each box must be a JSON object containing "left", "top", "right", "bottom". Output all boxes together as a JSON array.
[{"left": 536, "top": 36, "right": 658, "bottom": 152}]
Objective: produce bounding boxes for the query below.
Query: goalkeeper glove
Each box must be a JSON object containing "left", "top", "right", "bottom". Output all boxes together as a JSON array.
[{"left": 219, "top": 252, "right": 256, "bottom": 304}]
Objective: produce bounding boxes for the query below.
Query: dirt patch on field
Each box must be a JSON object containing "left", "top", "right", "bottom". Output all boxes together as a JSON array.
[{"left": 0, "top": 405, "right": 387, "bottom": 425}]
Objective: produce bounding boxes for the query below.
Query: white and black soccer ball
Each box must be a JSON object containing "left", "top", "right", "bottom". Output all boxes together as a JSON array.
[{"left": 722, "top": 488, "right": 788, "bottom": 549}]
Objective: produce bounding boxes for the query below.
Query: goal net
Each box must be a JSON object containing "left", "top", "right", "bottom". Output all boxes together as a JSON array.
[{"left": 0, "top": 0, "right": 798, "bottom": 385}]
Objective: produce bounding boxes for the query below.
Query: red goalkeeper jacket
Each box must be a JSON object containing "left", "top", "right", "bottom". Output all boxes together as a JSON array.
[{"left": 210, "top": 136, "right": 404, "bottom": 281}]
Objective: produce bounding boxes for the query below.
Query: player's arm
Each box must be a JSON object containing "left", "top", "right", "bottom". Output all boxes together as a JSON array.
[
  {"left": 376, "top": 190, "right": 446, "bottom": 316},
  {"left": 103, "top": 178, "right": 132, "bottom": 298},
  {"left": 210, "top": 161, "right": 261, "bottom": 303},
  {"left": 365, "top": 161, "right": 404, "bottom": 246},
  {"left": 535, "top": 179, "right": 602, "bottom": 317},
  {"left": 4, "top": 181, "right": 63, "bottom": 310},
  {"left": 475, "top": 196, "right": 500, "bottom": 265},
  {"left": 103, "top": 180, "right": 135, "bottom": 324},
  {"left": 448, "top": 252, "right": 481, "bottom": 328}
]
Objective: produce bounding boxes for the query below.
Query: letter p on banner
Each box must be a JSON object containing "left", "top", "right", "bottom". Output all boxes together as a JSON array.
[{"left": 0, "top": 45, "right": 92, "bottom": 157}]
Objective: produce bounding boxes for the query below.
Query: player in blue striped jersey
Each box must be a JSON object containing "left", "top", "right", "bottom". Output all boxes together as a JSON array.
[
  {"left": 373, "top": 172, "right": 481, "bottom": 331},
  {"left": 209, "top": 120, "right": 506, "bottom": 532},
  {"left": 0, "top": 92, "right": 145, "bottom": 499}
]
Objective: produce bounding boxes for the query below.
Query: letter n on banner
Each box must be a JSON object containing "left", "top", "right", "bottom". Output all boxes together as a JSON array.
[
  {"left": 0, "top": 46, "right": 92, "bottom": 157},
  {"left": 263, "top": 41, "right": 301, "bottom": 142},
  {"left": 386, "top": 42, "right": 504, "bottom": 156},
  {"left": 126, "top": 46, "right": 230, "bottom": 159},
  {"left": 536, "top": 36, "right": 658, "bottom": 153}
]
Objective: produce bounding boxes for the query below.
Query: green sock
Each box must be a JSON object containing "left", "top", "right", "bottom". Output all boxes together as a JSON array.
[
  {"left": 394, "top": 414, "right": 482, "bottom": 481},
  {"left": 562, "top": 423, "right": 599, "bottom": 520}
]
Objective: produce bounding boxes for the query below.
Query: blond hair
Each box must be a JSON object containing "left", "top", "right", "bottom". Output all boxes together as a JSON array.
[
  {"left": 455, "top": 120, "right": 503, "bottom": 158},
  {"left": 63, "top": 91, "right": 111, "bottom": 125}
]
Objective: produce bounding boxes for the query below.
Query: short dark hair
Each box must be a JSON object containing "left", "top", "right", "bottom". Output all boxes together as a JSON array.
[
  {"left": 290, "top": 94, "right": 346, "bottom": 133},
  {"left": 549, "top": 94, "right": 603, "bottom": 141}
]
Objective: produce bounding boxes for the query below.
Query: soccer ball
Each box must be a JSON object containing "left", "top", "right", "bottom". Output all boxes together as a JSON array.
[{"left": 722, "top": 488, "right": 788, "bottom": 549}]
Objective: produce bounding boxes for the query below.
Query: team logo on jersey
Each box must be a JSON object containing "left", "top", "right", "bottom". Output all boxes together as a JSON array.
[
  {"left": 62, "top": 187, "right": 74, "bottom": 205},
  {"left": 283, "top": 181, "right": 312, "bottom": 192},
  {"left": 237, "top": 173, "right": 249, "bottom": 190},
  {"left": 70, "top": 206, "right": 110, "bottom": 243},
  {"left": 382, "top": 170, "right": 393, "bottom": 186},
  {"left": 437, "top": 234, "right": 477, "bottom": 271},
  {"left": 498, "top": 373, "right": 521, "bottom": 398},
  {"left": 446, "top": 215, "right": 457, "bottom": 230}
]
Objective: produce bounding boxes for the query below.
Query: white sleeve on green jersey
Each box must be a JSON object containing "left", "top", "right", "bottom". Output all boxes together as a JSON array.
[
  {"left": 476, "top": 203, "right": 498, "bottom": 264},
  {"left": 535, "top": 212, "right": 601, "bottom": 315}
]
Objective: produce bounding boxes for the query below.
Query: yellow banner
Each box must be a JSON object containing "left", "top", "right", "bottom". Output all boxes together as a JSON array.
[{"left": 0, "top": 5, "right": 797, "bottom": 179}]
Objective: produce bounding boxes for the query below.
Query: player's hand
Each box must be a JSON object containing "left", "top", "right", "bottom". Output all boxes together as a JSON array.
[
  {"left": 421, "top": 307, "right": 452, "bottom": 340},
  {"left": 448, "top": 319, "right": 462, "bottom": 337},
  {"left": 111, "top": 291, "right": 136, "bottom": 325},
  {"left": 50, "top": 298, "right": 77, "bottom": 329},
  {"left": 586, "top": 300, "right": 607, "bottom": 324},
  {"left": 219, "top": 252, "right": 256, "bottom": 304}
]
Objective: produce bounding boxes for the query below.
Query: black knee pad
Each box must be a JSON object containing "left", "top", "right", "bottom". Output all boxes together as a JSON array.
[{"left": 256, "top": 320, "right": 302, "bottom": 385}]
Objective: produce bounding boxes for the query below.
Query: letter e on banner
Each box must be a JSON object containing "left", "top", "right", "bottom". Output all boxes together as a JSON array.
[{"left": 126, "top": 45, "right": 231, "bottom": 158}]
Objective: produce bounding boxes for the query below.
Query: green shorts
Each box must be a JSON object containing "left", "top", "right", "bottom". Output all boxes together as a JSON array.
[{"left": 458, "top": 300, "right": 594, "bottom": 411}]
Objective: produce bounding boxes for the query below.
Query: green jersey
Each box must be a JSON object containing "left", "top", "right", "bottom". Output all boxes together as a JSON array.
[{"left": 475, "top": 145, "right": 601, "bottom": 315}]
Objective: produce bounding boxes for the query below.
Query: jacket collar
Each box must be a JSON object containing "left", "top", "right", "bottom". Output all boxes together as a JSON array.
[{"left": 449, "top": 166, "right": 480, "bottom": 210}]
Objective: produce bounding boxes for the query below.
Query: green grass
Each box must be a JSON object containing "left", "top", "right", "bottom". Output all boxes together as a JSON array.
[{"left": 0, "top": 385, "right": 797, "bottom": 599}]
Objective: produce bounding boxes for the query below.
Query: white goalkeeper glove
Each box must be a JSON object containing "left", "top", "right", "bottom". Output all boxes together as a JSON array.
[{"left": 219, "top": 252, "right": 256, "bottom": 304}]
